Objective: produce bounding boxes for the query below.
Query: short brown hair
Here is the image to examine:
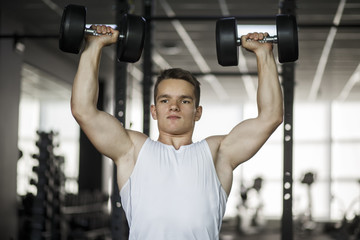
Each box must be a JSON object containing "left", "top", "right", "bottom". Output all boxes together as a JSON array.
[{"left": 154, "top": 68, "right": 201, "bottom": 107}]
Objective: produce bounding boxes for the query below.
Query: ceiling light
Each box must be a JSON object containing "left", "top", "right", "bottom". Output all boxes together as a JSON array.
[{"left": 159, "top": 41, "right": 181, "bottom": 55}]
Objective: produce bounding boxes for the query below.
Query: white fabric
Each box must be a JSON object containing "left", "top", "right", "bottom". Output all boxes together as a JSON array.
[{"left": 120, "top": 138, "right": 227, "bottom": 240}]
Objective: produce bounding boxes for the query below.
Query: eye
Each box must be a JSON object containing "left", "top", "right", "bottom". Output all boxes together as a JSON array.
[
  {"left": 182, "top": 100, "right": 191, "bottom": 104},
  {"left": 160, "top": 99, "right": 168, "bottom": 103}
]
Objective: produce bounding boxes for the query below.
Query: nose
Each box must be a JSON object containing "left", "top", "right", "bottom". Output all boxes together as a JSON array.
[{"left": 169, "top": 101, "right": 179, "bottom": 111}]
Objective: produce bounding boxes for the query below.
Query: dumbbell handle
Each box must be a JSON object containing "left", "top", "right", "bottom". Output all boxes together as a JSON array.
[
  {"left": 236, "top": 35, "right": 278, "bottom": 46},
  {"left": 84, "top": 28, "right": 125, "bottom": 39}
]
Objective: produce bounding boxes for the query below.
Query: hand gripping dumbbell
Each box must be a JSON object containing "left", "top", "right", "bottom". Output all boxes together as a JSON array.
[
  {"left": 59, "top": 4, "right": 146, "bottom": 63},
  {"left": 216, "top": 14, "right": 299, "bottom": 66}
]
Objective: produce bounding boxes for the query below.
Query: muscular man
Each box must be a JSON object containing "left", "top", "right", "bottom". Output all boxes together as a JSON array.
[{"left": 71, "top": 25, "right": 283, "bottom": 239}]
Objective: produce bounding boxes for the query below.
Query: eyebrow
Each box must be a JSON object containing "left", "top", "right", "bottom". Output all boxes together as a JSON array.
[{"left": 156, "top": 94, "right": 194, "bottom": 101}]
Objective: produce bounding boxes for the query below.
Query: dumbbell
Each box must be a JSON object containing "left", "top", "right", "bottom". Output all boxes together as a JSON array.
[
  {"left": 59, "top": 4, "right": 146, "bottom": 63},
  {"left": 216, "top": 14, "right": 298, "bottom": 66}
]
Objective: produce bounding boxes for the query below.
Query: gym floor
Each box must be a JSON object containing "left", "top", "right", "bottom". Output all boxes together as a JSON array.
[{"left": 219, "top": 218, "right": 335, "bottom": 240}]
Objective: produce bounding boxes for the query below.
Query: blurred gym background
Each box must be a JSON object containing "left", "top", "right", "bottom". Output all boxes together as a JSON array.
[{"left": 1, "top": 0, "right": 360, "bottom": 239}]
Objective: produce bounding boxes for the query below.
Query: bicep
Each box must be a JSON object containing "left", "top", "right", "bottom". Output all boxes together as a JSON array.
[{"left": 219, "top": 117, "right": 279, "bottom": 169}]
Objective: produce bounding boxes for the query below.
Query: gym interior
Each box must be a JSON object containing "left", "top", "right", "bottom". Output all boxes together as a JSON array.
[{"left": 1, "top": 0, "right": 360, "bottom": 239}]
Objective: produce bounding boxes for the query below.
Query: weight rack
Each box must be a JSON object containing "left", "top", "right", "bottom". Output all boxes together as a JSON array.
[
  {"left": 62, "top": 191, "right": 111, "bottom": 239},
  {"left": 19, "top": 131, "right": 66, "bottom": 240}
]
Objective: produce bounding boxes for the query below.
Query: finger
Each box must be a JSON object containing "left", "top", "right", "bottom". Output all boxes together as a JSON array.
[
  {"left": 258, "top": 33, "right": 264, "bottom": 40},
  {"left": 106, "top": 26, "right": 112, "bottom": 34},
  {"left": 245, "top": 33, "right": 254, "bottom": 41},
  {"left": 241, "top": 34, "right": 248, "bottom": 42},
  {"left": 94, "top": 25, "right": 102, "bottom": 34},
  {"left": 93, "top": 25, "right": 102, "bottom": 34},
  {"left": 101, "top": 25, "right": 107, "bottom": 34}
]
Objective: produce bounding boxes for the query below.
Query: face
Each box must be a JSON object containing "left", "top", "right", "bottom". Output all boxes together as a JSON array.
[{"left": 151, "top": 79, "right": 202, "bottom": 136}]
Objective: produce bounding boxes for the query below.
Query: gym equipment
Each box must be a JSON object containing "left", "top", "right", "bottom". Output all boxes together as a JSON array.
[
  {"left": 19, "top": 131, "right": 66, "bottom": 239},
  {"left": 59, "top": 4, "right": 146, "bottom": 63},
  {"left": 237, "top": 177, "right": 266, "bottom": 235},
  {"left": 323, "top": 179, "right": 360, "bottom": 239},
  {"left": 216, "top": 14, "right": 298, "bottom": 66},
  {"left": 296, "top": 172, "right": 317, "bottom": 235},
  {"left": 63, "top": 192, "right": 110, "bottom": 239}
]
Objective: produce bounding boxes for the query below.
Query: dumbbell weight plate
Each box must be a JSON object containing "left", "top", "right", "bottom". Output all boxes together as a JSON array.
[
  {"left": 276, "top": 14, "right": 299, "bottom": 63},
  {"left": 117, "top": 14, "right": 146, "bottom": 63},
  {"left": 216, "top": 17, "right": 238, "bottom": 66},
  {"left": 59, "top": 4, "right": 86, "bottom": 54}
]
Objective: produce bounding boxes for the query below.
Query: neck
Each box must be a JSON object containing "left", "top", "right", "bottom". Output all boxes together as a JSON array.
[{"left": 157, "top": 133, "right": 193, "bottom": 150}]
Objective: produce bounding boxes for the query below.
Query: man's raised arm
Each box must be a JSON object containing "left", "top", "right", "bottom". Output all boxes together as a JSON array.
[
  {"left": 211, "top": 32, "right": 283, "bottom": 195},
  {"left": 217, "top": 32, "right": 283, "bottom": 170},
  {"left": 70, "top": 25, "right": 137, "bottom": 162}
]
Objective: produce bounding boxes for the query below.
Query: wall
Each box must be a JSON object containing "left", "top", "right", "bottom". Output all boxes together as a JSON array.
[{"left": 0, "top": 11, "right": 23, "bottom": 240}]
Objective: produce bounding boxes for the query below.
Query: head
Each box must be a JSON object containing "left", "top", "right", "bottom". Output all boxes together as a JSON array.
[
  {"left": 151, "top": 68, "right": 202, "bottom": 136},
  {"left": 154, "top": 68, "right": 201, "bottom": 108}
]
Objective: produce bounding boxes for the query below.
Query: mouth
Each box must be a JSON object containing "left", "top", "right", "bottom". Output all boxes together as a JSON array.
[{"left": 167, "top": 115, "right": 180, "bottom": 120}]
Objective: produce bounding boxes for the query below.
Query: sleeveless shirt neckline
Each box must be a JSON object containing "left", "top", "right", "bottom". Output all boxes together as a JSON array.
[{"left": 156, "top": 140, "right": 198, "bottom": 152}]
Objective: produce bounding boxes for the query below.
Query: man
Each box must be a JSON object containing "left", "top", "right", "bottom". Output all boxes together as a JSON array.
[{"left": 71, "top": 25, "right": 283, "bottom": 239}]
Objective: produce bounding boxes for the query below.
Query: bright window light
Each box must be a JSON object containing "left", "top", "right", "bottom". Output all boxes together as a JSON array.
[{"left": 237, "top": 25, "right": 277, "bottom": 37}]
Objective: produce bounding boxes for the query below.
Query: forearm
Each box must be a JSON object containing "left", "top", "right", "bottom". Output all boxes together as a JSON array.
[
  {"left": 255, "top": 49, "right": 283, "bottom": 124},
  {"left": 71, "top": 44, "right": 103, "bottom": 119}
]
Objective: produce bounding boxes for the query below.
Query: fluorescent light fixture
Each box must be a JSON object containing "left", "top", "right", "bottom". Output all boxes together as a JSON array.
[
  {"left": 337, "top": 63, "right": 360, "bottom": 101},
  {"left": 41, "top": 0, "right": 62, "bottom": 16},
  {"left": 218, "top": 0, "right": 230, "bottom": 16},
  {"left": 153, "top": 51, "right": 172, "bottom": 69},
  {"left": 308, "top": 0, "right": 346, "bottom": 100},
  {"left": 308, "top": 27, "right": 337, "bottom": 100},
  {"left": 237, "top": 25, "right": 277, "bottom": 37}
]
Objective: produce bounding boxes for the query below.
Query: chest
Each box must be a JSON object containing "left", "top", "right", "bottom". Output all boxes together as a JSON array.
[
  {"left": 129, "top": 153, "right": 222, "bottom": 231},
  {"left": 132, "top": 147, "right": 219, "bottom": 197}
]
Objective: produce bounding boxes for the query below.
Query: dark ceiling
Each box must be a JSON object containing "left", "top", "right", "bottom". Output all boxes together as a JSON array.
[{"left": 2, "top": 0, "right": 360, "bottom": 103}]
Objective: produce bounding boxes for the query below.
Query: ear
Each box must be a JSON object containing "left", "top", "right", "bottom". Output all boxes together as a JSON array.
[
  {"left": 195, "top": 106, "right": 202, "bottom": 121},
  {"left": 150, "top": 104, "right": 157, "bottom": 120}
]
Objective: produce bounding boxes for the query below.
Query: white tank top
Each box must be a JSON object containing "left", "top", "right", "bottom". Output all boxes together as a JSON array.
[{"left": 120, "top": 138, "right": 227, "bottom": 240}]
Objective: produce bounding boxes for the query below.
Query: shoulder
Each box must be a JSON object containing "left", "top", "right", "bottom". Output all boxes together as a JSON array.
[
  {"left": 111, "top": 130, "right": 148, "bottom": 165},
  {"left": 127, "top": 130, "right": 148, "bottom": 150}
]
